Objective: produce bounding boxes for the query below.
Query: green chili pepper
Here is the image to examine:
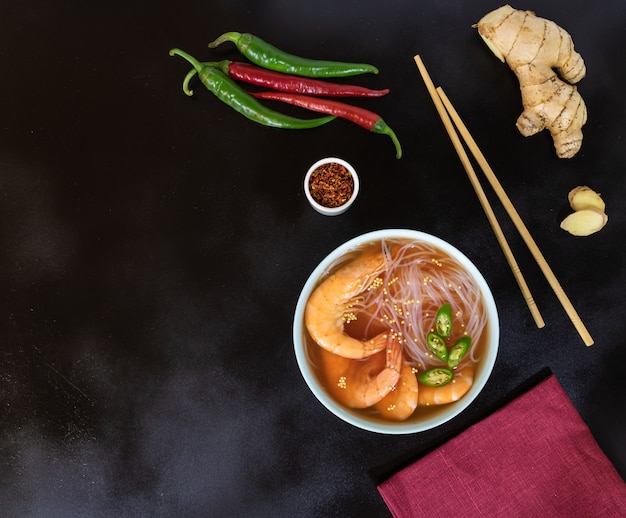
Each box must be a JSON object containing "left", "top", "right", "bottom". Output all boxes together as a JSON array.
[
  {"left": 169, "top": 48, "right": 336, "bottom": 129},
  {"left": 418, "top": 368, "right": 454, "bottom": 387},
  {"left": 447, "top": 336, "right": 471, "bottom": 369},
  {"left": 435, "top": 303, "right": 453, "bottom": 338},
  {"left": 208, "top": 32, "right": 379, "bottom": 78},
  {"left": 427, "top": 332, "right": 448, "bottom": 361}
]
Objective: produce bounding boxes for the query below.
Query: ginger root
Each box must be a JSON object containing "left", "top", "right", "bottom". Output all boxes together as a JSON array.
[
  {"left": 476, "top": 5, "right": 587, "bottom": 158},
  {"left": 560, "top": 186, "right": 608, "bottom": 236}
]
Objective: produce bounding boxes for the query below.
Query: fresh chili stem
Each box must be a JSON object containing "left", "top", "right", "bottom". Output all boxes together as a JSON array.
[
  {"left": 195, "top": 60, "right": 389, "bottom": 97},
  {"left": 182, "top": 68, "right": 197, "bottom": 96},
  {"left": 169, "top": 48, "right": 336, "bottom": 129},
  {"left": 251, "top": 91, "right": 402, "bottom": 158},
  {"left": 208, "top": 32, "right": 379, "bottom": 78}
]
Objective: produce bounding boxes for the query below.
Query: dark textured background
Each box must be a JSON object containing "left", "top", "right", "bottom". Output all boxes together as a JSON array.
[{"left": 1, "top": 1, "right": 625, "bottom": 516}]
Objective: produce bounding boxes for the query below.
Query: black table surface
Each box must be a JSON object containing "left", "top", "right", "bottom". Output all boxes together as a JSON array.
[{"left": 2, "top": 1, "right": 625, "bottom": 516}]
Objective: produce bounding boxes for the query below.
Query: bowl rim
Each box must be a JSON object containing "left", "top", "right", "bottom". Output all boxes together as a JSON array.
[
  {"left": 304, "top": 157, "right": 360, "bottom": 216},
  {"left": 293, "top": 229, "right": 500, "bottom": 434}
]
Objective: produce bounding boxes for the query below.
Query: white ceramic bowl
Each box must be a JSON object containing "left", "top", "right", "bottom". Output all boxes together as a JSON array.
[
  {"left": 304, "top": 157, "right": 359, "bottom": 216},
  {"left": 293, "top": 229, "right": 499, "bottom": 434}
]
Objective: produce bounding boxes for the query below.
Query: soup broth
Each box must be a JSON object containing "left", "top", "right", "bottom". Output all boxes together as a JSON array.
[{"left": 303, "top": 238, "right": 491, "bottom": 424}]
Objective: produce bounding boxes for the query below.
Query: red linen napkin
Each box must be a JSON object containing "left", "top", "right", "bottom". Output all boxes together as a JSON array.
[{"left": 378, "top": 375, "right": 626, "bottom": 517}]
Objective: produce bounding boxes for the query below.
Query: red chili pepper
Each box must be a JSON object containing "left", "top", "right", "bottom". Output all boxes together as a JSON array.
[
  {"left": 202, "top": 60, "right": 389, "bottom": 97},
  {"left": 251, "top": 91, "right": 402, "bottom": 158}
]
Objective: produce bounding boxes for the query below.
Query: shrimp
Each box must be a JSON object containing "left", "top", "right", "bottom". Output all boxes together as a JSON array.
[
  {"left": 417, "top": 366, "right": 474, "bottom": 406},
  {"left": 318, "top": 334, "right": 402, "bottom": 408},
  {"left": 374, "top": 360, "right": 419, "bottom": 421},
  {"left": 305, "top": 248, "right": 389, "bottom": 359}
]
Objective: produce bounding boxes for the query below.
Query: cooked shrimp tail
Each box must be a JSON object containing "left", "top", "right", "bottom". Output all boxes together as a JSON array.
[
  {"left": 319, "top": 334, "right": 402, "bottom": 409},
  {"left": 417, "top": 366, "right": 474, "bottom": 406},
  {"left": 374, "top": 360, "right": 419, "bottom": 420}
]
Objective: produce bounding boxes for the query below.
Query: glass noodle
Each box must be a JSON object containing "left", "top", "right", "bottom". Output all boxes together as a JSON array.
[{"left": 345, "top": 239, "right": 488, "bottom": 372}]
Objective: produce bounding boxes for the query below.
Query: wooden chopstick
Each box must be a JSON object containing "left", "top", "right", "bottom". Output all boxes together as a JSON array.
[
  {"left": 436, "top": 86, "right": 594, "bottom": 346},
  {"left": 413, "top": 54, "right": 593, "bottom": 346},
  {"left": 413, "top": 54, "right": 545, "bottom": 329}
]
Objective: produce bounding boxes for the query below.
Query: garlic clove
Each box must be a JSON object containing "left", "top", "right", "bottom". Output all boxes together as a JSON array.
[
  {"left": 568, "top": 185, "right": 606, "bottom": 212},
  {"left": 560, "top": 208, "right": 608, "bottom": 236}
]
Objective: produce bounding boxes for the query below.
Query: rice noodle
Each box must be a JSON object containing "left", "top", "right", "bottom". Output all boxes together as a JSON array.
[{"left": 350, "top": 238, "right": 488, "bottom": 371}]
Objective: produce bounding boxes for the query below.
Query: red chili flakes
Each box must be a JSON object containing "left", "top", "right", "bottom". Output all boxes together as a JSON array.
[{"left": 308, "top": 162, "right": 354, "bottom": 208}]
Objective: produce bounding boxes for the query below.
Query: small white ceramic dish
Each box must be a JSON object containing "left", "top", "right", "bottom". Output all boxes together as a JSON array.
[
  {"left": 293, "top": 229, "right": 499, "bottom": 434},
  {"left": 304, "top": 157, "right": 359, "bottom": 216}
]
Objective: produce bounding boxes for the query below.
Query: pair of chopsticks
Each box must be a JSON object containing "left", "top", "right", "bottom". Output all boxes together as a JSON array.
[{"left": 414, "top": 55, "right": 594, "bottom": 346}]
